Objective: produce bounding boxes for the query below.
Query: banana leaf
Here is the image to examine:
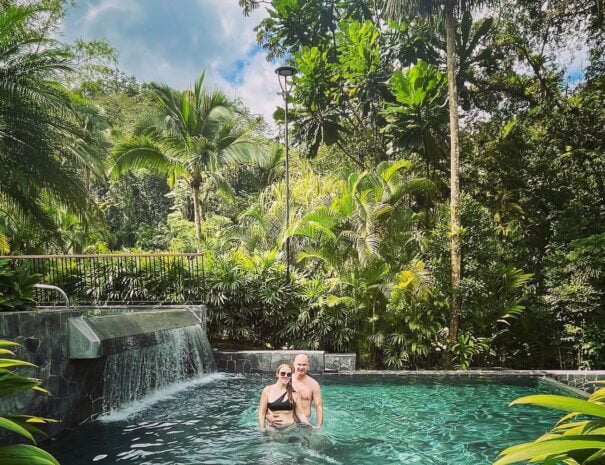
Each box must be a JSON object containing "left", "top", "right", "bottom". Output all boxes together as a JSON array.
[
  {"left": 494, "top": 436, "right": 605, "bottom": 465},
  {"left": 0, "top": 359, "right": 37, "bottom": 369},
  {"left": 0, "top": 372, "right": 43, "bottom": 397},
  {"left": 0, "top": 444, "right": 60, "bottom": 465},
  {"left": 0, "top": 416, "right": 36, "bottom": 443},
  {"left": 512, "top": 396, "right": 605, "bottom": 419}
]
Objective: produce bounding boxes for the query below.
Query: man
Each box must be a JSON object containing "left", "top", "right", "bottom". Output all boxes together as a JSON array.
[{"left": 267, "top": 353, "right": 324, "bottom": 428}]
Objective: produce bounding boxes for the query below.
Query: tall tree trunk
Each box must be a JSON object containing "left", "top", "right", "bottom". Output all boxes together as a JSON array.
[
  {"left": 191, "top": 180, "right": 202, "bottom": 253},
  {"left": 444, "top": 1, "right": 462, "bottom": 367}
]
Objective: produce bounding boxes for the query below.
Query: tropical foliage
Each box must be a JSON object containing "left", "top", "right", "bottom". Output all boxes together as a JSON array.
[
  {"left": 0, "top": 3, "right": 104, "bottom": 253},
  {"left": 110, "top": 73, "right": 257, "bottom": 246},
  {"left": 0, "top": 339, "right": 59, "bottom": 465},
  {"left": 0, "top": 260, "right": 39, "bottom": 312},
  {"left": 1, "top": 0, "right": 605, "bottom": 371},
  {"left": 495, "top": 385, "right": 605, "bottom": 465}
]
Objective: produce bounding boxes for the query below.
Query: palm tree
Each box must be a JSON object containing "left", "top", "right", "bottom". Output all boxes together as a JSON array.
[
  {"left": 233, "top": 142, "right": 285, "bottom": 191},
  {"left": 292, "top": 160, "right": 435, "bottom": 366},
  {"left": 0, "top": 4, "right": 104, "bottom": 253},
  {"left": 111, "top": 73, "right": 255, "bottom": 249},
  {"left": 383, "top": 0, "right": 496, "bottom": 362}
]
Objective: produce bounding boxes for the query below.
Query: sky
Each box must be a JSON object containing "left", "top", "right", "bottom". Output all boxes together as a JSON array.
[{"left": 60, "top": 0, "right": 280, "bottom": 124}]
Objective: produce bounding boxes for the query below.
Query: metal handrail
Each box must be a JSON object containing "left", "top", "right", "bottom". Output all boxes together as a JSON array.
[
  {"left": 5, "top": 253, "right": 206, "bottom": 305},
  {"left": 34, "top": 284, "right": 69, "bottom": 308}
]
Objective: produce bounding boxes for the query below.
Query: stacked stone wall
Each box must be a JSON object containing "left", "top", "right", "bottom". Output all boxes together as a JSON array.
[
  {"left": 214, "top": 350, "right": 356, "bottom": 374},
  {"left": 0, "top": 306, "right": 208, "bottom": 439}
]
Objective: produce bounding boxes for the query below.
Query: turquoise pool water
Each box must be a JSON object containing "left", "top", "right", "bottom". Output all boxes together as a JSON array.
[{"left": 47, "top": 374, "right": 569, "bottom": 464}]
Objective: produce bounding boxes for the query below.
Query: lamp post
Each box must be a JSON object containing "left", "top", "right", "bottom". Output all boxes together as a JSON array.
[{"left": 275, "top": 65, "right": 297, "bottom": 282}]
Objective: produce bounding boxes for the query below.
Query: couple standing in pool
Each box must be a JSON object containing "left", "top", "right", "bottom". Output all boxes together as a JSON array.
[{"left": 258, "top": 354, "right": 324, "bottom": 432}]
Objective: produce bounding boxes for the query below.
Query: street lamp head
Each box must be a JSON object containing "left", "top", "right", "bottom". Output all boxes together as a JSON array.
[{"left": 275, "top": 65, "right": 298, "bottom": 77}]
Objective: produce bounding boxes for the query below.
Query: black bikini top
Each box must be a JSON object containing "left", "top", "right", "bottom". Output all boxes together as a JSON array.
[{"left": 267, "top": 391, "right": 293, "bottom": 411}]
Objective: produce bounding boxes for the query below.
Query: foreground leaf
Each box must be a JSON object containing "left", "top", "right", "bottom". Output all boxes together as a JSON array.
[
  {"left": 511, "top": 396, "right": 605, "bottom": 419},
  {"left": 494, "top": 436, "right": 605, "bottom": 465},
  {"left": 0, "top": 416, "right": 35, "bottom": 442},
  {"left": 0, "top": 444, "right": 60, "bottom": 465}
]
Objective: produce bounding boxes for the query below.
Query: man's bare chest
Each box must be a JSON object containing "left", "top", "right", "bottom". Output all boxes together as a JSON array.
[{"left": 293, "top": 380, "right": 313, "bottom": 400}]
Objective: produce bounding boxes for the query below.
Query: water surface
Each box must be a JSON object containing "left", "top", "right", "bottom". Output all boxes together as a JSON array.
[{"left": 48, "top": 374, "right": 569, "bottom": 464}]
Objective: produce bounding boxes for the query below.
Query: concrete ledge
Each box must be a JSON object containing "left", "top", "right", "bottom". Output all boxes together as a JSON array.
[
  {"left": 68, "top": 309, "right": 203, "bottom": 359},
  {"left": 68, "top": 317, "right": 102, "bottom": 359}
]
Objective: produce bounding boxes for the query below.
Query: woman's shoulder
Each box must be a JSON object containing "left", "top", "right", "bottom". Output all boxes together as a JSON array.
[{"left": 261, "top": 385, "right": 273, "bottom": 395}]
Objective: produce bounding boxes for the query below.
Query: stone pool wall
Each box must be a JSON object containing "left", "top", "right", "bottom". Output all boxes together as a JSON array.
[
  {"left": 325, "top": 353, "right": 356, "bottom": 372},
  {"left": 0, "top": 305, "right": 208, "bottom": 438},
  {"left": 213, "top": 350, "right": 357, "bottom": 374},
  {"left": 543, "top": 370, "right": 605, "bottom": 394},
  {"left": 2, "top": 304, "right": 604, "bottom": 444},
  {"left": 0, "top": 307, "right": 100, "bottom": 436}
]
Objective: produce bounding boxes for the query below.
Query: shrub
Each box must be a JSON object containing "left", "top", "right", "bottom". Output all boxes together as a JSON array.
[
  {"left": 0, "top": 260, "right": 40, "bottom": 312},
  {"left": 542, "top": 233, "right": 605, "bottom": 369}
]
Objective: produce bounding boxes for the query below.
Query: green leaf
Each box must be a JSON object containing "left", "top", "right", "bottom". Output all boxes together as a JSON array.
[
  {"left": 585, "top": 449, "right": 605, "bottom": 463},
  {"left": 494, "top": 436, "right": 605, "bottom": 465},
  {"left": 0, "top": 360, "right": 36, "bottom": 369},
  {"left": 511, "top": 395, "right": 605, "bottom": 419},
  {"left": 0, "top": 341, "right": 20, "bottom": 348},
  {"left": 0, "top": 417, "right": 36, "bottom": 443},
  {"left": 0, "top": 372, "right": 43, "bottom": 397},
  {"left": 377, "top": 159, "right": 412, "bottom": 182},
  {"left": 4, "top": 417, "right": 49, "bottom": 439},
  {"left": 0, "top": 444, "right": 60, "bottom": 465}
]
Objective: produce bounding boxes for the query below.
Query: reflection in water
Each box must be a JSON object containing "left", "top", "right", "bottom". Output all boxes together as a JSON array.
[{"left": 48, "top": 375, "right": 568, "bottom": 465}]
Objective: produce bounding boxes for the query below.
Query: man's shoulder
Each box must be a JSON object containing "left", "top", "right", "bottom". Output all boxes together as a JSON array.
[
  {"left": 293, "top": 374, "right": 319, "bottom": 387},
  {"left": 304, "top": 375, "right": 321, "bottom": 389}
]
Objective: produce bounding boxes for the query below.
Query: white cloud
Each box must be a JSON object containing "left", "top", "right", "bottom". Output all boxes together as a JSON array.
[
  {"left": 213, "top": 51, "right": 282, "bottom": 131},
  {"left": 61, "top": 0, "right": 278, "bottom": 124},
  {"left": 83, "top": 0, "right": 142, "bottom": 23}
]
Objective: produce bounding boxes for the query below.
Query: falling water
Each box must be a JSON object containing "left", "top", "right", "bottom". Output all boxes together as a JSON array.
[{"left": 102, "top": 325, "right": 216, "bottom": 411}]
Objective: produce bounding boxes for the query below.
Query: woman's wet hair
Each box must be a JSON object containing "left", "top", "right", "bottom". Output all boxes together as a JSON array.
[{"left": 275, "top": 363, "right": 295, "bottom": 406}]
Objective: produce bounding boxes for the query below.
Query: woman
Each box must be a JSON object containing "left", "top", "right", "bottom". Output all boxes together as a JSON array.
[{"left": 258, "top": 363, "right": 311, "bottom": 432}]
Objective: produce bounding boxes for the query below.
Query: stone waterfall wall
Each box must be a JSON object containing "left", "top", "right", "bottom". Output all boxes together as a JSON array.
[
  {"left": 214, "top": 350, "right": 357, "bottom": 373},
  {"left": 0, "top": 306, "right": 209, "bottom": 438}
]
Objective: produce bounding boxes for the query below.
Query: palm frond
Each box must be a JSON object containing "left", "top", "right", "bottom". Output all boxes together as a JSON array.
[
  {"left": 110, "top": 137, "right": 180, "bottom": 177},
  {"left": 207, "top": 171, "right": 235, "bottom": 202}
]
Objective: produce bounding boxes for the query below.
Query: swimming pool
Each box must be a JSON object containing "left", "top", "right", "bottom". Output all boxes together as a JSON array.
[{"left": 47, "top": 374, "right": 569, "bottom": 464}]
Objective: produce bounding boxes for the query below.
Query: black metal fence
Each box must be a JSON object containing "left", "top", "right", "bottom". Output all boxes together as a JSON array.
[{"left": 4, "top": 253, "right": 206, "bottom": 305}]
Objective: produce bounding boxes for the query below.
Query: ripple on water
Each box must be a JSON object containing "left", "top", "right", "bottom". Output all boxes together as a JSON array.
[{"left": 47, "top": 374, "right": 572, "bottom": 465}]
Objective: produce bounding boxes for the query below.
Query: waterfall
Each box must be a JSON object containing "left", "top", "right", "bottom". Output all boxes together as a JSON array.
[{"left": 102, "top": 325, "right": 216, "bottom": 411}]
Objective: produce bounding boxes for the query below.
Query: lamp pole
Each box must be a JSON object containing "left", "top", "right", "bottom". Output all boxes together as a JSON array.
[{"left": 275, "top": 65, "right": 297, "bottom": 282}]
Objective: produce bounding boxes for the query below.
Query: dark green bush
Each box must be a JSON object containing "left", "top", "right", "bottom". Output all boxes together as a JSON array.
[{"left": 0, "top": 260, "right": 40, "bottom": 311}]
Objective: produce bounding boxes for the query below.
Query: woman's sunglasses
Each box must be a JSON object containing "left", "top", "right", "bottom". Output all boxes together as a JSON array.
[{"left": 279, "top": 371, "right": 292, "bottom": 378}]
